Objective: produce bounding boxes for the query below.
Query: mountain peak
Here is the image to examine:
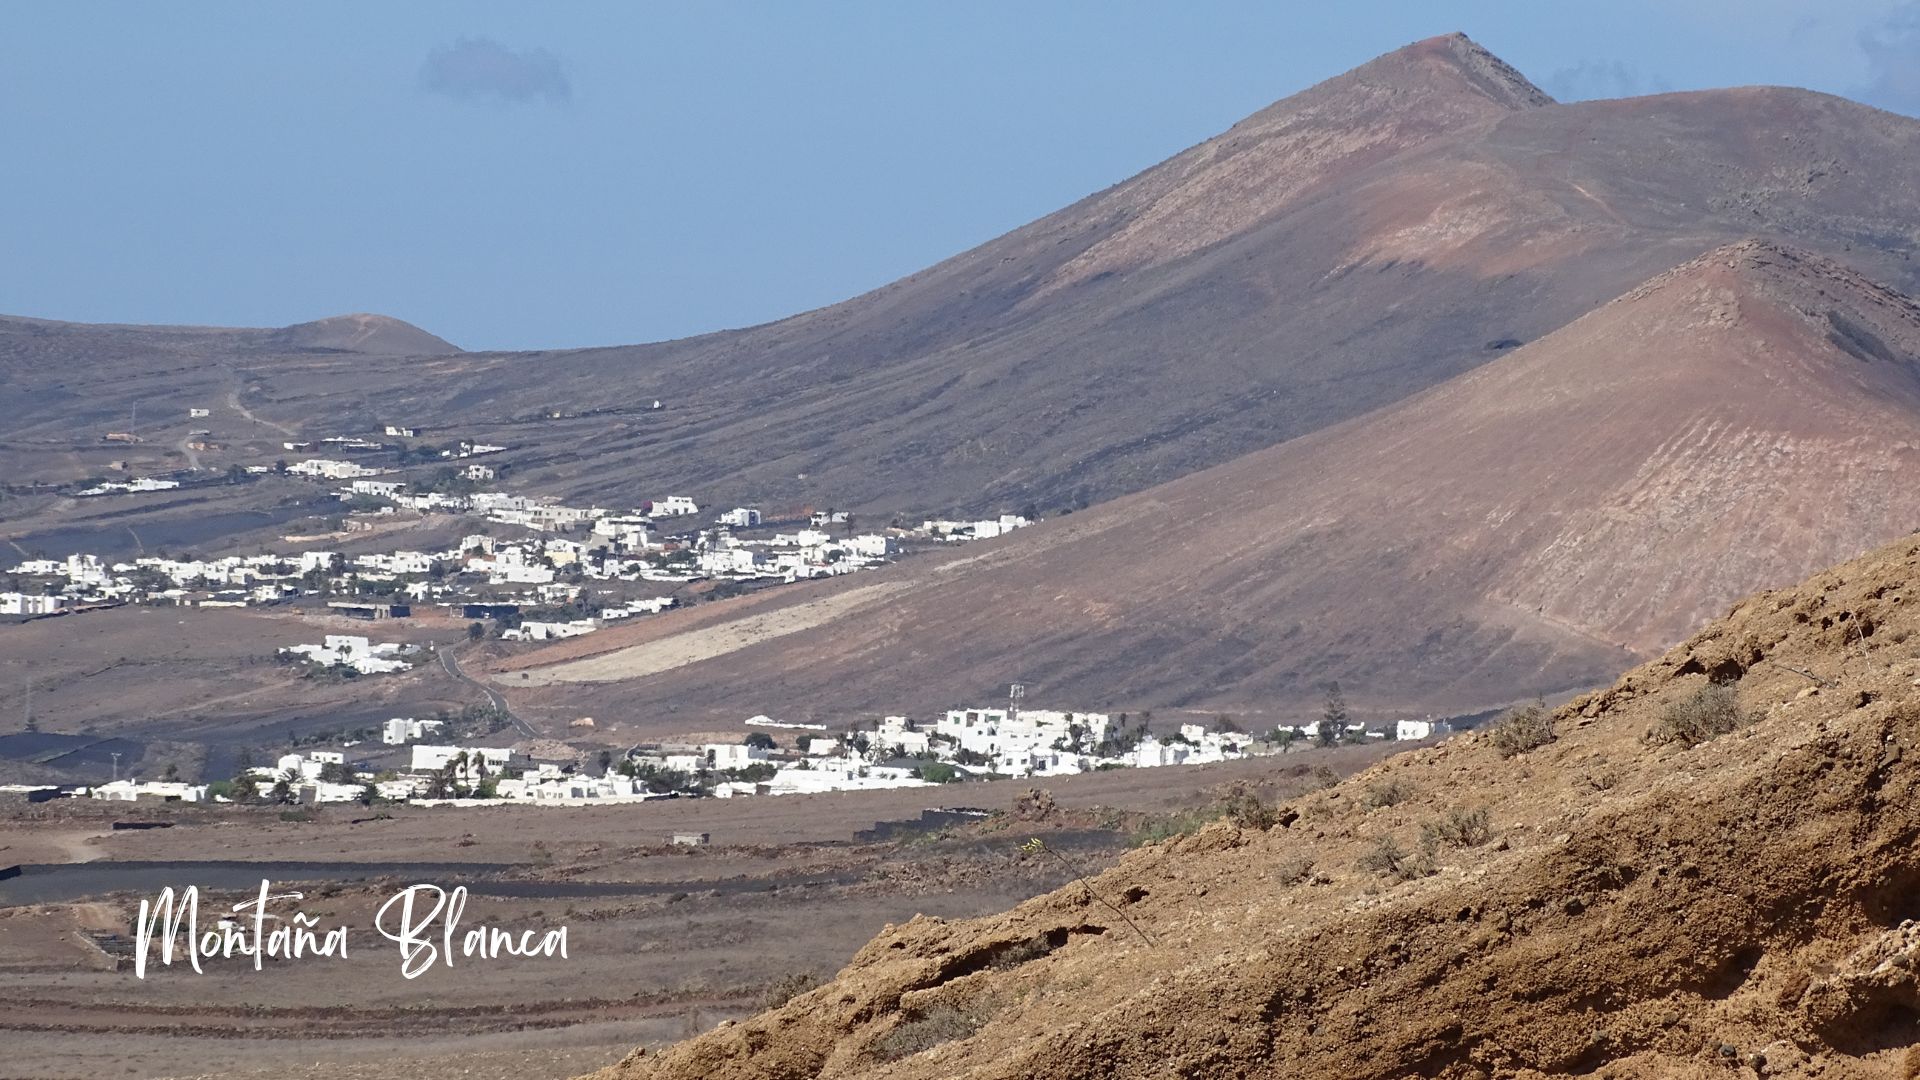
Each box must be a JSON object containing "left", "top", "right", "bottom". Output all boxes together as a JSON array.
[
  {"left": 265, "top": 313, "right": 460, "bottom": 356},
  {"left": 1037, "top": 34, "right": 1551, "bottom": 294},
  {"left": 1349, "top": 32, "right": 1555, "bottom": 109}
]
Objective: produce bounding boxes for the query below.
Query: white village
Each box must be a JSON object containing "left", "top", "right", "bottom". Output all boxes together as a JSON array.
[{"left": 40, "top": 683, "right": 1448, "bottom": 810}]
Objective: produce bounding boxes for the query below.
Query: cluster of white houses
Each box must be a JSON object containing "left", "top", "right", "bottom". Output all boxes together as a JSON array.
[
  {"left": 32, "top": 693, "right": 1454, "bottom": 809},
  {"left": 279, "top": 634, "right": 418, "bottom": 675},
  {"left": 5, "top": 478, "right": 1033, "bottom": 659}
]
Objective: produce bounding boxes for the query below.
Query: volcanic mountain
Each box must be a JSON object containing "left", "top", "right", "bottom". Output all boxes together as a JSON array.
[
  {"left": 341, "top": 33, "right": 1920, "bottom": 517},
  {"left": 11, "top": 34, "right": 1920, "bottom": 522},
  {"left": 496, "top": 241, "right": 1920, "bottom": 725},
  {"left": 585, "top": 531, "right": 1920, "bottom": 1080}
]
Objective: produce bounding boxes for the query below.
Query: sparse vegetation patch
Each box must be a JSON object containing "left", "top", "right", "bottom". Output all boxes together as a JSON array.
[
  {"left": 1648, "top": 682, "right": 1752, "bottom": 748},
  {"left": 872, "top": 998, "right": 1003, "bottom": 1062},
  {"left": 1421, "top": 806, "right": 1493, "bottom": 848},
  {"left": 1487, "top": 700, "right": 1556, "bottom": 757}
]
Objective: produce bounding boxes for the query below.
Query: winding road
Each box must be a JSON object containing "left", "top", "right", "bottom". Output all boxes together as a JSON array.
[
  {"left": 225, "top": 386, "right": 298, "bottom": 437},
  {"left": 440, "top": 647, "right": 535, "bottom": 739}
]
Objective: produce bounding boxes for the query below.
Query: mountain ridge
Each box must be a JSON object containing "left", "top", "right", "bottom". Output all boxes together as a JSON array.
[
  {"left": 490, "top": 239, "right": 1920, "bottom": 727},
  {"left": 10, "top": 41, "right": 1920, "bottom": 520}
]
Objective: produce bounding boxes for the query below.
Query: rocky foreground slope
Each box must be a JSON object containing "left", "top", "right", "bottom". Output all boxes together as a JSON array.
[{"left": 589, "top": 534, "right": 1920, "bottom": 1079}]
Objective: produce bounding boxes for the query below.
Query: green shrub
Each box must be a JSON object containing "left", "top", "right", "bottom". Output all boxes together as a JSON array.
[{"left": 1487, "top": 700, "right": 1556, "bottom": 757}]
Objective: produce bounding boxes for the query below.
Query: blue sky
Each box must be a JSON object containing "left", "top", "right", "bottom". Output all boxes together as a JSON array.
[{"left": 5, "top": 1, "right": 1918, "bottom": 351}]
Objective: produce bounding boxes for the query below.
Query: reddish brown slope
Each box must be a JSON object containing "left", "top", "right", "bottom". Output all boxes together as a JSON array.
[
  {"left": 585, "top": 532, "right": 1920, "bottom": 1080},
  {"left": 500, "top": 242, "right": 1920, "bottom": 724}
]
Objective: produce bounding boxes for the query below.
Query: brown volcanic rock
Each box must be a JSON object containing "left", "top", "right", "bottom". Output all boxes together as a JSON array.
[
  {"left": 503, "top": 241, "right": 1920, "bottom": 724},
  {"left": 585, "top": 533, "right": 1920, "bottom": 1080}
]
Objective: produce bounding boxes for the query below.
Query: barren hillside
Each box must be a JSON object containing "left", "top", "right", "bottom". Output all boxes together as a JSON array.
[
  {"left": 585, "top": 530, "right": 1920, "bottom": 1080},
  {"left": 12, "top": 36, "right": 1920, "bottom": 522},
  {"left": 495, "top": 241, "right": 1920, "bottom": 725}
]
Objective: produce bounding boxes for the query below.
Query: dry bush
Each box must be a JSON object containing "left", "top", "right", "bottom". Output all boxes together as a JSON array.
[
  {"left": 987, "top": 935, "right": 1053, "bottom": 971},
  {"left": 1356, "top": 835, "right": 1437, "bottom": 882},
  {"left": 873, "top": 998, "right": 1000, "bottom": 1061},
  {"left": 1130, "top": 808, "right": 1215, "bottom": 846},
  {"left": 1421, "top": 806, "right": 1492, "bottom": 848},
  {"left": 1648, "top": 683, "right": 1752, "bottom": 748},
  {"left": 1219, "top": 781, "right": 1279, "bottom": 830},
  {"left": 1363, "top": 778, "right": 1412, "bottom": 809},
  {"left": 1487, "top": 700, "right": 1556, "bottom": 757},
  {"left": 1130, "top": 782, "right": 1278, "bottom": 845},
  {"left": 1013, "top": 787, "right": 1058, "bottom": 821},
  {"left": 757, "top": 971, "right": 824, "bottom": 1010}
]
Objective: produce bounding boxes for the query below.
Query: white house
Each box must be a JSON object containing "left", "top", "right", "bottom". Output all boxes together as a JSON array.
[
  {"left": 717, "top": 507, "right": 762, "bottom": 528},
  {"left": 349, "top": 479, "right": 404, "bottom": 498},
  {"left": 1396, "top": 718, "right": 1443, "bottom": 741},
  {"left": 503, "top": 619, "right": 599, "bottom": 642},
  {"left": 651, "top": 496, "right": 700, "bottom": 517},
  {"left": 411, "top": 745, "right": 514, "bottom": 776},
  {"left": 698, "top": 546, "right": 763, "bottom": 576},
  {"left": 287, "top": 458, "right": 383, "bottom": 480},
  {"left": 0, "top": 593, "right": 68, "bottom": 616},
  {"left": 382, "top": 717, "right": 447, "bottom": 745},
  {"left": 846, "top": 534, "right": 896, "bottom": 559},
  {"left": 90, "top": 779, "right": 210, "bottom": 802},
  {"left": 705, "top": 743, "right": 771, "bottom": 770},
  {"left": 279, "top": 634, "right": 412, "bottom": 674}
]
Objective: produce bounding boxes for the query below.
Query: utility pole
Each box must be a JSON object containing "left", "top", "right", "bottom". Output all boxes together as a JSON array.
[
  {"left": 110, "top": 751, "right": 122, "bottom": 782},
  {"left": 1009, "top": 682, "right": 1024, "bottom": 724}
]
